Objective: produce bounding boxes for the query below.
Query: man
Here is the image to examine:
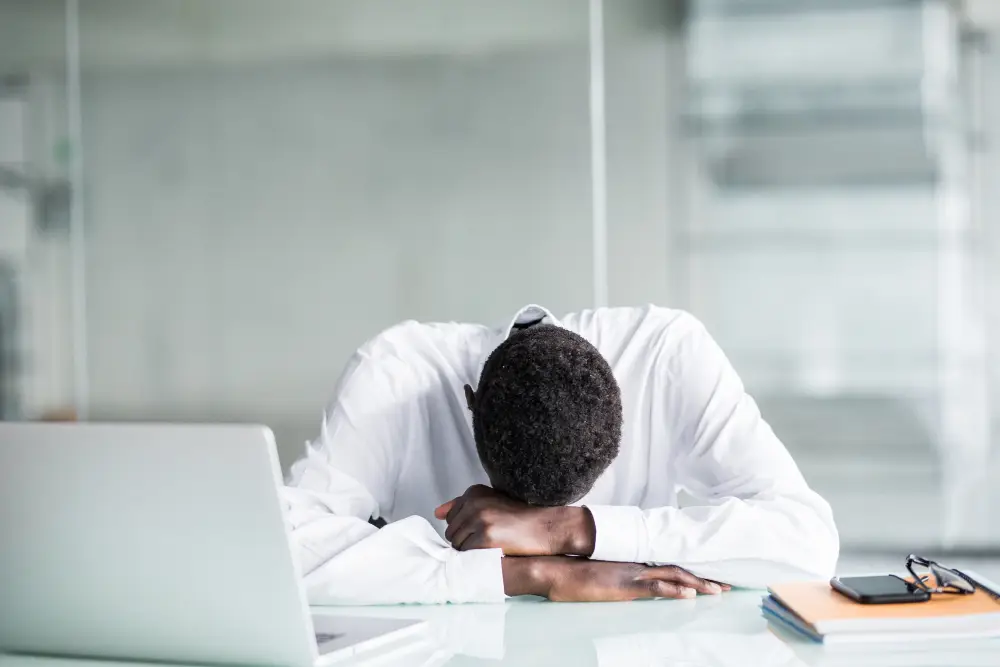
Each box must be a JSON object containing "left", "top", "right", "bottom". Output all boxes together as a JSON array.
[{"left": 282, "top": 305, "right": 838, "bottom": 605}]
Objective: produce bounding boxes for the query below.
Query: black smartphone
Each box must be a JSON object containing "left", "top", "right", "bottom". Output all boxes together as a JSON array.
[{"left": 830, "top": 575, "right": 931, "bottom": 604}]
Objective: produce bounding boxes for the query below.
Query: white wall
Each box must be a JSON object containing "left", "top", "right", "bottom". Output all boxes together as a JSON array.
[
  {"left": 80, "top": 41, "right": 674, "bottom": 465},
  {"left": 606, "top": 37, "right": 676, "bottom": 308}
]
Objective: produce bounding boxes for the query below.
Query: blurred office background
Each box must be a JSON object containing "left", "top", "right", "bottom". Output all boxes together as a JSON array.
[{"left": 1, "top": 0, "right": 998, "bottom": 555}]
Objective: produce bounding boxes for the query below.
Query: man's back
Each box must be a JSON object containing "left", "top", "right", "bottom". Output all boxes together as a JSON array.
[{"left": 294, "top": 305, "right": 703, "bottom": 526}]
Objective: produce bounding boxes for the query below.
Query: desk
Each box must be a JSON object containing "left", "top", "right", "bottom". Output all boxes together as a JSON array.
[{"left": 3, "top": 592, "right": 999, "bottom": 667}]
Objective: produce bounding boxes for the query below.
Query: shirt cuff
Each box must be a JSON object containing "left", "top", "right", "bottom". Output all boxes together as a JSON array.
[
  {"left": 586, "top": 505, "right": 648, "bottom": 563},
  {"left": 444, "top": 547, "right": 505, "bottom": 603}
]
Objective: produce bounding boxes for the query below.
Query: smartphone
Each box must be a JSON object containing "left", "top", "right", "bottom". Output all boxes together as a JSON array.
[{"left": 830, "top": 575, "right": 931, "bottom": 604}]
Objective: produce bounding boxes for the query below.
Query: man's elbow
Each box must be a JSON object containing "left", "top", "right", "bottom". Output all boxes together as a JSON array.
[
  {"left": 752, "top": 497, "right": 840, "bottom": 584},
  {"left": 791, "top": 505, "right": 840, "bottom": 581},
  {"left": 817, "top": 519, "right": 841, "bottom": 578}
]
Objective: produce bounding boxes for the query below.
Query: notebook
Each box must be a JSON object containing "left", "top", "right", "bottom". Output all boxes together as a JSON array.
[
  {"left": 768, "top": 620, "right": 1000, "bottom": 665},
  {"left": 762, "top": 570, "right": 1000, "bottom": 645}
]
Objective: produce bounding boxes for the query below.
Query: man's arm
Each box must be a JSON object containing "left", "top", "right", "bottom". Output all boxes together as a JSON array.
[
  {"left": 292, "top": 458, "right": 724, "bottom": 604},
  {"left": 284, "top": 459, "right": 503, "bottom": 605},
  {"left": 500, "top": 556, "right": 726, "bottom": 601},
  {"left": 434, "top": 485, "right": 596, "bottom": 556},
  {"left": 284, "top": 353, "right": 504, "bottom": 605},
  {"left": 434, "top": 486, "right": 728, "bottom": 600},
  {"left": 586, "top": 317, "right": 840, "bottom": 586}
]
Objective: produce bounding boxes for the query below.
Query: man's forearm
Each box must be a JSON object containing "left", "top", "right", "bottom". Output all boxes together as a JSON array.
[
  {"left": 502, "top": 555, "right": 728, "bottom": 602},
  {"left": 555, "top": 506, "right": 597, "bottom": 557},
  {"left": 499, "top": 556, "right": 584, "bottom": 597},
  {"left": 501, "top": 556, "right": 550, "bottom": 597},
  {"left": 436, "top": 485, "right": 598, "bottom": 557}
]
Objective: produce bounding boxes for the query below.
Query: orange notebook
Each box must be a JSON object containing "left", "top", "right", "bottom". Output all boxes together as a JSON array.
[{"left": 767, "top": 575, "right": 1000, "bottom": 640}]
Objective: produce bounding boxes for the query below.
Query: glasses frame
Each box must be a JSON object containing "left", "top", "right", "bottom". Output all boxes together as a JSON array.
[{"left": 905, "top": 554, "right": 976, "bottom": 596}]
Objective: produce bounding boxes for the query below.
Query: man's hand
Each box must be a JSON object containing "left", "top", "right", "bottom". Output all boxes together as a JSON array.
[
  {"left": 502, "top": 556, "right": 731, "bottom": 602},
  {"left": 434, "top": 484, "right": 595, "bottom": 556}
]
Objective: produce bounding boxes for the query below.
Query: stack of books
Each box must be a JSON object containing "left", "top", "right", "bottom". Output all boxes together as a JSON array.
[{"left": 762, "top": 572, "right": 1000, "bottom": 646}]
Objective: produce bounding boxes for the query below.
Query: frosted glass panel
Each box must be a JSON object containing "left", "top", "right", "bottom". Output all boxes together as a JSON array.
[
  {"left": 77, "top": 0, "right": 593, "bottom": 464},
  {"left": 692, "top": 247, "right": 941, "bottom": 393},
  {"left": 603, "top": 0, "right": 996, "bottom": 550}
]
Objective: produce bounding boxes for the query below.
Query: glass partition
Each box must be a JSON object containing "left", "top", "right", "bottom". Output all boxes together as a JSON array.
[
  {"left": 75, "top": 0, "right": 593, "bottom": 464},
  {"left": 0, "top": 0, "right": 75, "bottom": 421},
  {"left": 605, "top": 0, "right": 997, "bottom": 550}
]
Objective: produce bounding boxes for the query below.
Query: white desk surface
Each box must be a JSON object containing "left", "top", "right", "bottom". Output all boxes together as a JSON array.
[{"left": 4, "top": 591, "right": 1000, "bottom": 667}]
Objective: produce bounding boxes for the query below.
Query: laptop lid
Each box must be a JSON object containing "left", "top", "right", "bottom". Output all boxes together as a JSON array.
[{"left": 0, "top": 422, "right": 318, "bottom": 667}]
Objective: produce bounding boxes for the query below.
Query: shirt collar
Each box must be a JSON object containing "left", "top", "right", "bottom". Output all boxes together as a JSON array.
[{"left": 474, "top": 304, "right": 562, "bottom": 388}]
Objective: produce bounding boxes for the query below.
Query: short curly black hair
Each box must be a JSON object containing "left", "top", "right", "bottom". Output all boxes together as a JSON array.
[{"left": 467, "top": 324, "right": 623, "bottom": 506}]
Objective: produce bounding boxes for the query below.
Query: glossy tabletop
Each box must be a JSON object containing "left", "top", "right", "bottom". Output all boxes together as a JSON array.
[
  {"left": 311, "top": 591, "right": 1000, "bottom": 666},
  {"left": 5, "top": 591, "right": 999, "bottom": 667}
]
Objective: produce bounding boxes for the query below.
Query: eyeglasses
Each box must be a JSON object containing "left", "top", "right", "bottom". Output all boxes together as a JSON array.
[{"left": 905, "top": 554, "right": 976, "bottom": 596}]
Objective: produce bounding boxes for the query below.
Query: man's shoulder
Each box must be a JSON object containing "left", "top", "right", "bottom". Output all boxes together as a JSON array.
[
  {"left": 561, "top": 305, "right": 717, "bottom": 377},
  {"left": 563, "top": 304, "right": 707, "bottom": 341},
  {"left": 331, "top": 319, "right": 489, "bottom": 403},
  {"left": 355, "top": 318, "right": 489, "bottom": 368},
  {"left": 560, "top": 306, "right": 725, "bottom": 393}
]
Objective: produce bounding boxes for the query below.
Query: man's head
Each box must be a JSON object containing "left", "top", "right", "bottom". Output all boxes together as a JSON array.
[{"left": 464, "top": 325, "right": 623, "bottom": 506}]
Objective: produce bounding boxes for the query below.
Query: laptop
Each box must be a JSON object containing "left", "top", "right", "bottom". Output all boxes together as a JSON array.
[{"left": 0, "top": 422, "right": 427, "bottom": 666}]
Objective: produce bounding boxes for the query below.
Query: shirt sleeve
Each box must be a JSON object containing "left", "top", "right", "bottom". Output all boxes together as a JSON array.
[
  {"left": 587, "top": 317, "right": 839, "bottom": 587},
  {"left": 283, "top": 352, "right": 505, "bottom": 605}
]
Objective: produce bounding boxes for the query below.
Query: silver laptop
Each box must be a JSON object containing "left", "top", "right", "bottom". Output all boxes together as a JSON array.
[{"left": 0, "top": 422, "right": 427, "bottom": 666}]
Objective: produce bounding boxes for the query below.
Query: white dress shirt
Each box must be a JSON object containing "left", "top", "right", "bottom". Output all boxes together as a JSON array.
[{"left": 283, "top": 304, "right": 839, "bottom": 605}]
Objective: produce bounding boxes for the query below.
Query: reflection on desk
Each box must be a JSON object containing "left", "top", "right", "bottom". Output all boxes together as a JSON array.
[{"left": 4, "top": 592, "right": 1000, "bottom": 667}]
